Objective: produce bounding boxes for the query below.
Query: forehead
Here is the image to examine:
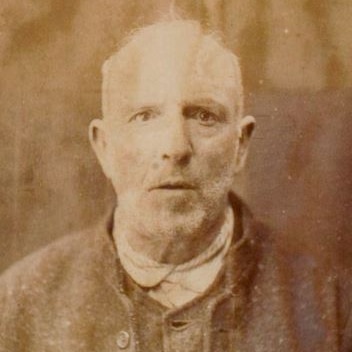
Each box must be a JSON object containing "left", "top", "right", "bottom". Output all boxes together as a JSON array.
[{"left": 103, "top": 22, "right": 241, "bottom": 117}]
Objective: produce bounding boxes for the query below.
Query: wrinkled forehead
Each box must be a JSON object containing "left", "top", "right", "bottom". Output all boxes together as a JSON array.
[{"left": 102, "top": 21, "right": 242, "bottom": 118}]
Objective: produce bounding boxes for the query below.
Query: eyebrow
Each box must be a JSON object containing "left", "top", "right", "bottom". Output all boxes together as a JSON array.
[{"left": 182, "top": 98, "right": 229, "bottom": 117}]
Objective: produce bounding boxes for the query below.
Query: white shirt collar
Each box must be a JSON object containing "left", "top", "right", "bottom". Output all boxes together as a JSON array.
[{"left": 113, "top": 205, "right": 234, "bottom": 307}]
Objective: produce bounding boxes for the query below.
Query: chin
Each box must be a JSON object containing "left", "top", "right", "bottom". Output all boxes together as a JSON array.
[
  {"left": 141, "top": 205, "right": 209, "bottom": 239},
  {"left": 117, "top": 188, "right": 228, "bottom": 239},
  {"left": 147, "top": 190, "right": 201, "bottom": 214},
  {"left": 141, "top": 193, "right": 226, "bottom": 237}
]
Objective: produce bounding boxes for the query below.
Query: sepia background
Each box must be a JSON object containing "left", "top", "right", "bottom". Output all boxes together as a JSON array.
[{"left": 1, "top": 0, "right": 351, "bottom": 272}]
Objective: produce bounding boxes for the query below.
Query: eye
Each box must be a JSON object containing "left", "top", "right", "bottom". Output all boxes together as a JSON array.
[
  {"left": 197, "top": 110, "right": 217, "bottom": 125},
  {"left": 189, "top": 108, "right": 220, "bottom": 126},
  {"left": 129, "top": 109, "right": 157, "bottom": 123}
]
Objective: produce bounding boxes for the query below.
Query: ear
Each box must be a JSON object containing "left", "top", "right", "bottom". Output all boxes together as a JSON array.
[
  {"left": 234, "top": 115, "right": 256, "bottom": 173},
  {"left": 89, "top": 118, "right": 112, "bottom": 179}
]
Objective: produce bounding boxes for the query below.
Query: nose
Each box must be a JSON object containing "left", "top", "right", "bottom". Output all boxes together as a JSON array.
[{"left": 160, "top": 115, "right": 192, "bottom": 165}]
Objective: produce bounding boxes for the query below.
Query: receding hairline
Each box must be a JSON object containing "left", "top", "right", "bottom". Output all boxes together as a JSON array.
[{"left": 102, "top": 19, "right": 244, "bottom": 118}]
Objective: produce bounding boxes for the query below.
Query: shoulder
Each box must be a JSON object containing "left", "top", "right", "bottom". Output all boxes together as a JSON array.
[
  {"left": 0, "top": 216, "right": 130, "bottom": 350},
  {"left": 1, "top": 229, "right": 92, "bottom": 288},
  {"left": 233, "top": 193, "right": 334, "bottom": 287},
  {"left": 0, "top": 229, "right": 94, "bottom": 346},
  {"left": 0, "top": 218, "right": 114, "bottom": 309}
]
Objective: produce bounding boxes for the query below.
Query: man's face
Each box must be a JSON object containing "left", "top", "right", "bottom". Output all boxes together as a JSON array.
[{"left": 91, "top": 26, "right": 251, "bottom": 239}]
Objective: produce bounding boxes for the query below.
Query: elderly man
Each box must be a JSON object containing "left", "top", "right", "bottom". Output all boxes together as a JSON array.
[{"left": 0, "top": 19, "right": 351, "bottom": 352}]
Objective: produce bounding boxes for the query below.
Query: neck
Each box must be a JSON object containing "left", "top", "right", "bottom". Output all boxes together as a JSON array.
[{"left": 113, "top": 207, "right": 228, "bottom": 265}]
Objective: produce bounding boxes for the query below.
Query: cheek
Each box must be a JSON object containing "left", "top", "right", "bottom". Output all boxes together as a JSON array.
[
  {"left": 108, "top": 132, "right": 152, "bottom": 189},
  {"left": 196, "top": 131, "right": 238, "bottom": 179}
]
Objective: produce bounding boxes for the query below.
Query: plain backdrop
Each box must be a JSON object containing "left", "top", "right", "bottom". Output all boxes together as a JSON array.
[{"left": 1, "top": 0, "right": 351, "bottom": 272}]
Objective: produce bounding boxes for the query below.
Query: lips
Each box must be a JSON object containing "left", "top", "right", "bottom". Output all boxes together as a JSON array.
[{"left": 149, "top": 179, "right": 195, "bottom": 191}]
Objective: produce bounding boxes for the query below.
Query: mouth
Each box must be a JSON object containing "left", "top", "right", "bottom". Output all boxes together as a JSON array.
[{"left": 149, "top": 180, "right": 195, "bottom": 191}]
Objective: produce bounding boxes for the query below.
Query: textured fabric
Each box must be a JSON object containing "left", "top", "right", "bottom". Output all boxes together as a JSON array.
[
  {"left": 115, "top": 204, "right": 234, "bottom": 308},
  {"left": 0, "top": 193, "right": 351, "bottom": 352},
  {"left": 122, "top": 262, "right": 229, "bottom": 352}
]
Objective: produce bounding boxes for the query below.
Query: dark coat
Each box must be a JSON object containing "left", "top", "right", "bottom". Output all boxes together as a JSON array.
[{"left": 0, "top": 194, "right": 351, "bottom": 351}]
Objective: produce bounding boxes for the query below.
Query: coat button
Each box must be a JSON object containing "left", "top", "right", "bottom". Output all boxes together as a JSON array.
[{"left": 116, "top": 330, "right": 130, "bottom": 349}]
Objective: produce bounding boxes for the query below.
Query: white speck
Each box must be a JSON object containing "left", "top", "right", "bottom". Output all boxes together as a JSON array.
[
  {"left": 63, "top": 320, "right": 72, "bottom": 327},
  {"left": 284, "top": 28, "right": 289, "bottom": 34}
]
